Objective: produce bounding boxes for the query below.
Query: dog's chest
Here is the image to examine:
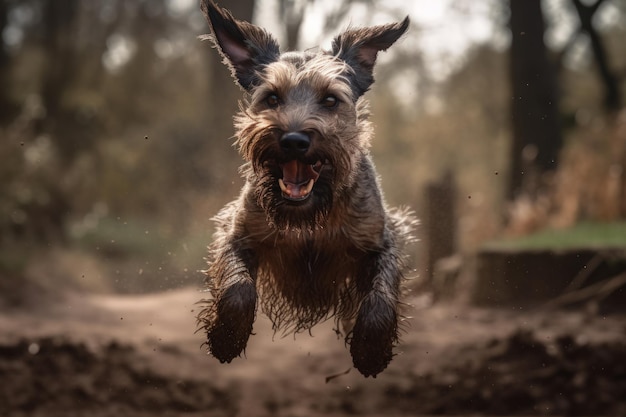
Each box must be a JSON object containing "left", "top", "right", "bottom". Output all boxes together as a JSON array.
[{"left": 255, "top": 232, "right": 360, "bottom": 282}]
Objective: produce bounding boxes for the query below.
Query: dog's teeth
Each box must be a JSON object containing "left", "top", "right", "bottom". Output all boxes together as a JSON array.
[
  {"left": 303, "top": 179, "right": 315, "bottom": 195},
  {"left": 311, "top": 161, "right": 323, "bottom": 173},
  {"left": 278, "top": 178, "right": 290, "bottom": 195}
]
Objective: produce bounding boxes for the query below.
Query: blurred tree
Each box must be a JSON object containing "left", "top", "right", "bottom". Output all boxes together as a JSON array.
[
  {"left": 0, "top": 0, "right": 13, "bottom": 122},
  {"left": 570, "top": 0, "right": 621, "bottom": 112},
  {"left": 508, "top": 0, "right": 562, "bottom": 199},
  {"left": 40, "top": 0, "right": 82, "bottom": 164},
  {"left": 279, "top": 0, "right": 305, "bottom": 50},
  {"left": 506, "top": 0, "right": 626, "bottom": 230},
  {"left": 1, "top": 0, "right": 201, "bottom": 242}
]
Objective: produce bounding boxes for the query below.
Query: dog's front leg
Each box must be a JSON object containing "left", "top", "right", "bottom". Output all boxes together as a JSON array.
[
  {"left": 200, "top": 242, "right": 257, "bottom": 364},
  {"left": 350, "top": 239, "right": 402, "bottom": 377}
]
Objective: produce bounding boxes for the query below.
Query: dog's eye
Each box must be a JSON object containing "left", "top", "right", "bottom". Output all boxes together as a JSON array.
[
  {"left": 266, "top": 94, "right": 280, "bottom": 108},
  {"left": 321, "top": 95, "right": 338, "bottom": 109}
]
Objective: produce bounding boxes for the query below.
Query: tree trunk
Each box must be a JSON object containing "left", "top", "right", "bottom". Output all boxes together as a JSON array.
[
  {"left": 40, "top": 0, "right": 80, "bottom": 164},
  {"left": 0, "top": 0, "right": 13, "bottom": 122},
  {"left": 279, "top": 0, "right": 306, "bottom": 51},
  {"left": 423, "top": 171, "right": 457, "bottom": 284},
  {"left": 571, "top": 0, "right": 621, "bottom": 112},
  {"left": 508, "top": 0, "right": 562, "bottom": 199}
]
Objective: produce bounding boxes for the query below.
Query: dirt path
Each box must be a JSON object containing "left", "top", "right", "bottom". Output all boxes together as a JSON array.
[{"left": 1, "top": 287, "right": 625, "bottom": 416}]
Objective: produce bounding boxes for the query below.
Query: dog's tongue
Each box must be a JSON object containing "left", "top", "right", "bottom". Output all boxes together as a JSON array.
[{"left": 281, "top": 160, "right": 319, "bottom": 199}]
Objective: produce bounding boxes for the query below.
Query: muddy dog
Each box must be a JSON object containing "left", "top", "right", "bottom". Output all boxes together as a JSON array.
[{"left": 197, "top": 0, "right": 415, "bottom": 377}]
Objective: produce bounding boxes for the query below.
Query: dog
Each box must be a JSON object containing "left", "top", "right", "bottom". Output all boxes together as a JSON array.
[{"left": 196, "top": 0, "right": 415, "bottom": 377}]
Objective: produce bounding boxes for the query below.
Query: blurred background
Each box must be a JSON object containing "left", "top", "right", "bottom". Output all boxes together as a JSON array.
[
  {"left": 1, "top": 1, "right": 626, "bottom": 416},
  {"left": 2, "top": 0, "right": 625, "bottom": 301}
]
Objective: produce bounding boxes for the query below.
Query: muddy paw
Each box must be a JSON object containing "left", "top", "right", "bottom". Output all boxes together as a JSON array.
[
  {"left": 349, "top": 294, "right": 398, "bottom": 377},
  {"left": 206, "top": 280, "right": 257, "bottom": 363}
]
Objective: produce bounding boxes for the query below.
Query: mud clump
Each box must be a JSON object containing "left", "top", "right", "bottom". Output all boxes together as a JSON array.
[
  {"left": 382, "top": 329, "right": 626, "bottom": 415},
  {"left": 0, "top": 337, "right": 236, "bottom": 417}
]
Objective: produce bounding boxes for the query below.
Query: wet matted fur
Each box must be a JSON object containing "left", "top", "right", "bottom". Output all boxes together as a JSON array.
[{"left": 196, "top": 0, "right": 416, "bottom": 377}]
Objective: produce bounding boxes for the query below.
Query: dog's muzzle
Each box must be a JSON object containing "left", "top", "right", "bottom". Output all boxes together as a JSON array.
[{"left": 276, "top": 131, "right": 324, "bottom": 202}]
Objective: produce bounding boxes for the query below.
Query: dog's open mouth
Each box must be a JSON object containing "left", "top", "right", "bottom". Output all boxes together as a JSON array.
[{"left": 278, "top": 160, "right": 323, "bottom": 201}]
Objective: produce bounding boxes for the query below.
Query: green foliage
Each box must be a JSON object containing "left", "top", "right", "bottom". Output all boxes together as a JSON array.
[{"left": 485, "top": 222, "right": 626, "bottom": 251}]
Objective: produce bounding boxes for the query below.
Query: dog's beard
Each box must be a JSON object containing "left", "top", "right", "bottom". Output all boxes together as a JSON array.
[
  {"left": 239, "top": 122, "right": 356, "bottom": 232},
  {"left": 253, "top": 165, "right": 335, "bottom": 231}
]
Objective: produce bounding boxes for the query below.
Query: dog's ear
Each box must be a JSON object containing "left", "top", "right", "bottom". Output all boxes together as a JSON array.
[
  {"left": 331, "top": 17, "right": 409, "bottom": 97},
  {"left": 200, "top": 0, "right": 280, "bottom": 90}
]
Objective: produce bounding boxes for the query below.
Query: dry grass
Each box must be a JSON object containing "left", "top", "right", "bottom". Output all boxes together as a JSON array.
[{"left": 506, "top": 109, "right": 626, "bottom": 236}]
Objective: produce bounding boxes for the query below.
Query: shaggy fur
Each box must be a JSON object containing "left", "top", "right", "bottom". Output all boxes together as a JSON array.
[{"left": 196, "top": 0, "right": 415, "bottom": 377}]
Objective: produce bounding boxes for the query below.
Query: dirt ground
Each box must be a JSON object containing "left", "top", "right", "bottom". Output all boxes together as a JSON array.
[{"left": 1, "top": 285, "right": 626, "bottom": 417}]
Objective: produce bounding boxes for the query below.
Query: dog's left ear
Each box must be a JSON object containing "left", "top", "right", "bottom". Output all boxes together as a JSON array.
[
  {"left": 331, "top": 17, "right": 409, "bottom": 97},
  {"left": 200, "top": 0, "right": 280, "bottom": 90}
]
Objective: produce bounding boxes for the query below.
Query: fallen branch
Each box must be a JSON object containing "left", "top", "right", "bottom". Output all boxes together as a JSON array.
[{"left": 544, "top": 272, "right": 626, "bottom": 310}]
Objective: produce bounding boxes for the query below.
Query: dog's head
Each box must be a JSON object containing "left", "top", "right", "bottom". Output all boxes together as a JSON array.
[{"left": 201, "top": 1, "right": 408, "bottom": 229}]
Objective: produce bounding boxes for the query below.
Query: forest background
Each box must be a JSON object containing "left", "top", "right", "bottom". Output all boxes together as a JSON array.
[{"left": 1, "top": 0, "right": 625, "bottom": 298}]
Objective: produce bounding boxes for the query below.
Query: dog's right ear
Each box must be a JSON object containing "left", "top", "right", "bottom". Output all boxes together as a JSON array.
[{"left": 200, "top": 0, "right": 280, "bottom": 90}]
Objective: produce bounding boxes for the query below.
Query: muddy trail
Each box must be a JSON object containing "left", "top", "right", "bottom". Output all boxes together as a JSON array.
[{"left": 1, "top": 288, "right": 625, "bottom": 416}]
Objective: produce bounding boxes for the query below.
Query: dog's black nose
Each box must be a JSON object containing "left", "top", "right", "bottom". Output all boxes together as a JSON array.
[{"left": 280, "top": 131, "right": 310, "bottom": 155}]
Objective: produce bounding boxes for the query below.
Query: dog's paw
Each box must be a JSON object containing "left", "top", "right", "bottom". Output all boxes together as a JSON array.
[
  {"left": 349, "top": 293, "right": 398, "bottom": 377},
  {"left": 207, "top": 280, "right": 257, "bottom": 363}
]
